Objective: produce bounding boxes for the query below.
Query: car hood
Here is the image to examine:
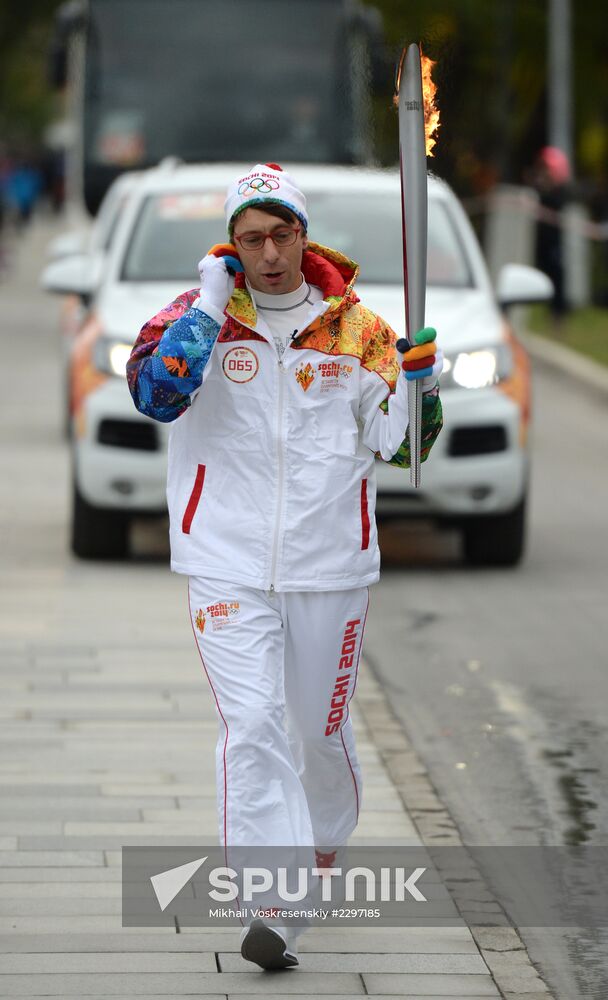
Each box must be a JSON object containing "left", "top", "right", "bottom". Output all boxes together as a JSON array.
[
  {"left": 96, "top": 281, "right": 505, "bottom": 354},
  {"left": 358, "top": 284, "right": 505, "bottom": 353}
]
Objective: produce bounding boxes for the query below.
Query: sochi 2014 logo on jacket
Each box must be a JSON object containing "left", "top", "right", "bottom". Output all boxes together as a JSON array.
[
  {"left": 295, "top": 360, "right": 353, "bottom": 393},
  {"left": 318, "top": 360, "right": 353, "bottom": 392},
  {"left": 222, "top": 347, "right": 259, "bottom": 383}
]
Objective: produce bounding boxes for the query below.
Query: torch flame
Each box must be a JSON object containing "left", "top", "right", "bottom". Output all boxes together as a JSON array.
[
  {"left": 421, "top": 53, "right": 440, "bottom": 157},
  {"left": 394, "top": 46, "right": 440, "bottom": 158}
]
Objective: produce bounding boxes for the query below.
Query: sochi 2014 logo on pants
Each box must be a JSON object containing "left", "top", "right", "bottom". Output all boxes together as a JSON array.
[{"left": 222, "top": 347, "right": 259, "bottom": 383}]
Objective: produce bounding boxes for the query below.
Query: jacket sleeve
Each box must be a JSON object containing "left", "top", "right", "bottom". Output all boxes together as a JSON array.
[
  {"left": 126, "top": 289, "right": 222, "bottom": 423},
  {"left": 358, "top": 308, "right": 443, "bottom": 467}
]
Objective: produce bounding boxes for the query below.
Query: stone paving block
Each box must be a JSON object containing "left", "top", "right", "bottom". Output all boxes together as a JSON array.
[
  {"left": 102, "top": 783, "right": 205, "bottom": 797},
  {"left": 175, "top": 926, "right": 478, "bottom": 952},
  {"left": 1, "top": 695, "right": 170, "bottom": 713},
  {"left": 351, "top": 813, "right": 418, "bottom": 837},
  {"left": 0, "top": 720, "right": 62, "bottom": 732},
  {"left": 38, "top": 751, "right": 213, "bottom": 770},
  {"left": 30, "top": 645, "right": 98, "bottom": 658},
  {"left": 0, "top": 898, "right": 121, "bottom": 916},
  {"left": 18, "top": 837, "right": 202, "bottom": 852},
  {"left": 0, "top": 784, "right": 100, "bottom": 797},
  {"left": 0, "top": 772, "right": 175, "bottom": 785},
  {"left": 480, "top": 951, "right": 550, "bottom": 993},
  {"left": 0, "top": 851, "right": 103, "bottom": 867},
  {"left": 0, "top": 971, "right": 364, "bottom": 994},
  {"left": 141, "top": 808, "right": 207, "bottom": 822},
  {"left": 0, "top": 867, "right": 121, "bottom": 883},
  {"left": 222, "top": 972, "right": 365, "bottom": 993},
  {"left": 65, "top": 720, "right": 214, "bottom": 733},
  {"left": 1, "top": 800, "right": 148, "bottom": 820},
  {"left": 0, "top": 917, "right": 178, "bottom": 934},
  {"left": 298, "top": 928, "right": 478, "bottom": 953},
  {"left": 0, "top": 837, "right": 17, "bottom": 849},
  {"left": 0, "top": 882, "right": 121, "bottom": 898},
  {"left": 362, "top": 973, "right": 501, "bottom": 995},
  {"left": 0, "top": 821, "right": 64, "bottom": 835},
  {"left": 63, "top": 821, "right": 219, "bottom": 837},
  {"left": 0, "top": 933, "right": 186, "bottom": 953},
  {"left": 27, "top": 708, "right": 184, "bottom": 720},
  {"left": 219, "top": 952, "right": 488, "bottom": 973},
  {"left": 0, "top": 951, "right": 217, "bottom": 972},
  {"left": 176, "top": 795, "right": 236, "bottom": 809},
  {"left": 225, "top": 996, "right": 365, "bottom": 1000},
  {"left": 502, "top": 993, "right": 554, "bottom": 1000},
  {"left": 472, "top": 926, "right": 525, "bottom": 951}
]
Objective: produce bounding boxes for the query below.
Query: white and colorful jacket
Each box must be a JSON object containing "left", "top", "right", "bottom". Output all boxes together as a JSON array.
[{"left": 127, "top": 243, "right": 442, "bottom": 591}]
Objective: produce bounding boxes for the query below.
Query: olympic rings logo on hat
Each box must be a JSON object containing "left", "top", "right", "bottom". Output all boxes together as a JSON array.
[{"left": 238, "top": 177, "right": 280, "bottom": 196}]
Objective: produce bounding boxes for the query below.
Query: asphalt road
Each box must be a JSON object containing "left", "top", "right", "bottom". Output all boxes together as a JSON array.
[
  {"left": 3, "top": 217, "right": 607, "bottom": 998},
  {"left": 366, "top": 339, "right": 608, "bottom": 996}
]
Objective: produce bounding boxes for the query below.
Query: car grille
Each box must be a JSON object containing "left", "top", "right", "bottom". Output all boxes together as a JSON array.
[
  {"left": 97, "top": 419, "right": 158, "bottom": 451},
  {"left": 448, "top": 425, "right": 507, "bottom": 457}
]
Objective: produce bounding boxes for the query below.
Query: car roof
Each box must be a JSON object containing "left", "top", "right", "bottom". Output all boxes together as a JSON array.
[{"left": 131, "top": 162, "right": 452, "bottom": 201}]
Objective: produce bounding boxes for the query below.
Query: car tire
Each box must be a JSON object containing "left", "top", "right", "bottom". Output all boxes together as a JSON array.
[
  {"left": 461, "top": 496, "right": 526, "bottom": 567},
  {"left": 71, "top": 481, "right": 130, "bottom": 560}
]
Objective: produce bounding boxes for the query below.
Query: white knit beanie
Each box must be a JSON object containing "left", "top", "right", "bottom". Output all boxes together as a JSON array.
[{"left": 225, "top": 163, "right": 308, "bottom": 236}]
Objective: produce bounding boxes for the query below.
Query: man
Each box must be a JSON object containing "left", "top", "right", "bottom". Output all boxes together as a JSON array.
[{"left": 127, "top": 163, "right": 443, "bottom": 969}]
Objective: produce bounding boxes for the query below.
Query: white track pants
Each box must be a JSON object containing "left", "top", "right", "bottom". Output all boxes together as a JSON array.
[{"left": 188, "top": 577, "right": 369, "bottom": 850}]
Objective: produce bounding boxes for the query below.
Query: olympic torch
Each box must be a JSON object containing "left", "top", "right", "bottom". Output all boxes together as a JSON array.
[{"left": 395, "top": 43, "right": 438, "bottom": 488}]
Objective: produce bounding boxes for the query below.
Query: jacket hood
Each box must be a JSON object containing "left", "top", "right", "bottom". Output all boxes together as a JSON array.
[{"left": 226, "top": 242, "right": 360, "bottom": 331}]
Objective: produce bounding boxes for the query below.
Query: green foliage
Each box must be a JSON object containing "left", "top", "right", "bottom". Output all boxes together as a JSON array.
[
  {"left": 0, "top": 0, "right": 63, "bottom": 147},
  {"left": 366, "top": 0, "right": 608, "bottom": 195},
  {"left": 528, "top": 305, "right": 608, "bottom": 367}
]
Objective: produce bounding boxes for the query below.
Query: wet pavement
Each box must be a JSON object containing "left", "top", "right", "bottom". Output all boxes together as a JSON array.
[{"left": 367, "top": 358, "right": 608, "bottom": 997}]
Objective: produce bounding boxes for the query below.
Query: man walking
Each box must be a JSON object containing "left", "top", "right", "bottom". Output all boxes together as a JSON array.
[{"left": 127, "top": 163, "right": 443, "bottom": 969}]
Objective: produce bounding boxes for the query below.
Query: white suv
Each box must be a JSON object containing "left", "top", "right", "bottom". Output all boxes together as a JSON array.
[{"left": 42, "top": 163, "right": 551, "bottom": 564}]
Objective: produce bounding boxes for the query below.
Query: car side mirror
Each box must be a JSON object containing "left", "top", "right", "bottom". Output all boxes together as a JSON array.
[
  {"left": 46, "top": 230, "right": 87, "bottom": 261},
  {"left": 40, "top": 251, "right": 104, "bottom": 304},
  {"left": 496, "top": 263, "right": 554, "bottom": 309}
]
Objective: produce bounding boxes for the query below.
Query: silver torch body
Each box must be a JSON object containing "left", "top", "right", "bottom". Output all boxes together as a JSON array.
[{"left": 398, "top": 43, "right": 428, "bottom": 488}]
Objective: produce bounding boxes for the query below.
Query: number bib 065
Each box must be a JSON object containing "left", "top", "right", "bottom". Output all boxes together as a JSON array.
[{"left": 222, "top": 347, "right": 259, "bottom": 383}]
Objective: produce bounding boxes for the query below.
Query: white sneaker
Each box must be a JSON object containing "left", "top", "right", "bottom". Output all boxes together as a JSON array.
[{"left": 239, "top": 918, "right": 299, "bottom": 970}]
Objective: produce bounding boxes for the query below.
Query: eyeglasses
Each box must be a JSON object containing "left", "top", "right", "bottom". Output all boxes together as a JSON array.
[{"left": 233, "top": 226, "right": 302, "bottom": 251}]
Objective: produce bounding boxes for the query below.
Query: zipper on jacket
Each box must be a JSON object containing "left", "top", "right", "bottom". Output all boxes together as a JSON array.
[{"left": 269, "top": 356, "right": 287, "bottom": 591}]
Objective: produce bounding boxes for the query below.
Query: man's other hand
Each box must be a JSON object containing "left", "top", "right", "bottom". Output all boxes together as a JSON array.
[{"left": 397, "top": 327, "right": 443, "bottom": 391}]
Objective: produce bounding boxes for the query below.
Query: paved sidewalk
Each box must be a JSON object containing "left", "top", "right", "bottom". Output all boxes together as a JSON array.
[
  {"left": 0, "top": 219, "right": 554, "bottom": 998},
  {"left": 0, "top": 590, "right": 554, "bottom": 998},
  {"left": 0, "top": 620, "right": 507, "bottom": 998}
]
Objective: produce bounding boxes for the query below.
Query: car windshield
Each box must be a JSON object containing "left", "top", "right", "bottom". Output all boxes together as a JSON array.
[{"left": 121, "top": 190, "right": 473, "bottom": 287}]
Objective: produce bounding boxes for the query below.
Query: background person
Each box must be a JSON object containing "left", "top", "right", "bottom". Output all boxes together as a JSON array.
[{"left": 527, "top": 145, "right": 572, "bottom": 323}]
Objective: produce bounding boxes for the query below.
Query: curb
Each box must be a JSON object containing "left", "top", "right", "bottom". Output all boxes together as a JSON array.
[
  {"left": 520, "top": 328, "right": 608, "bottom": 399},
  {"left": 356, "top": 661, "right": 557, "bottom": 1000}
]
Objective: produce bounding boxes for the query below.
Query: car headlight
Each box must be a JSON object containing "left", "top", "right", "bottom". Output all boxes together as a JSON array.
[
  {"left": 93, "top": 337, "right": 132, "bottom": 377},
  {"left": 441, "top": 345, "right": 513, "bottom": 390}
]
